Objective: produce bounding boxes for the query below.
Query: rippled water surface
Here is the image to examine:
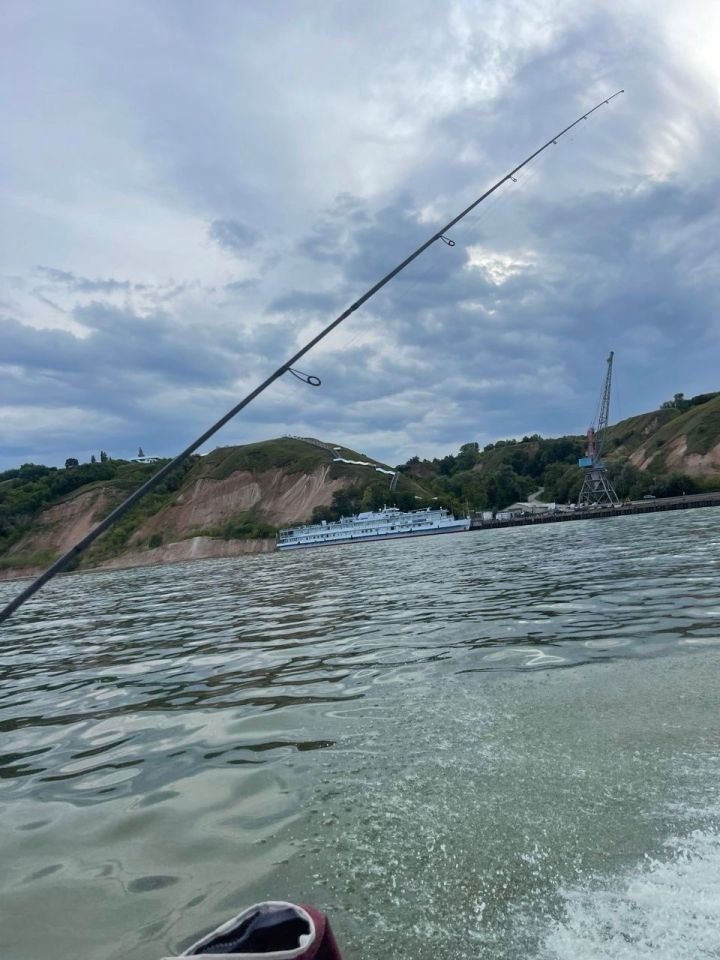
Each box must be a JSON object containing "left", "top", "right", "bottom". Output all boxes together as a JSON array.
[{"left": 1, "top": 510, "right": 719, "bottom": 959}]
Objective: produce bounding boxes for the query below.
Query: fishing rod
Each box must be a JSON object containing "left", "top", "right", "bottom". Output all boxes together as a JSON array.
[{"left": 0, "top": 89, "right": 624, "bottom": 626}]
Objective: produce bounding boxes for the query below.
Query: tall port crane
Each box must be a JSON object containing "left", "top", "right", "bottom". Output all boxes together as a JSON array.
[{"left": 577, "top": 351, "right": 620, "bottom": 506}]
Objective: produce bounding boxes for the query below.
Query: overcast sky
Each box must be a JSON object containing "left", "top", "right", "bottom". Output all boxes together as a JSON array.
[{"left": 2, "top": 0, "right": 719, "bottom": 470}]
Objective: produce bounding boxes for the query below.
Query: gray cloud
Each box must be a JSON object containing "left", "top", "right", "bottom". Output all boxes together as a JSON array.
[
  {"left": 225, "top": 278, "right": 259, "bottom": 293},
  {"left": 289, "top": 165, "right": 720, "bottom": 454},
  {"left": 266, "top": 290, "right": 341, "bottom": 315},
  {"left": 37, "top": 266, "right": 132, "bottom": 294},
  {"left": 208, "top": 219, "right": 259, "bottom": 255}
]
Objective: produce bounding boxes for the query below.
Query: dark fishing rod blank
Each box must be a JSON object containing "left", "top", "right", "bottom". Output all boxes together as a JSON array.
[{"left": 0, "top": 89, "right": 624, "bottom": 626}]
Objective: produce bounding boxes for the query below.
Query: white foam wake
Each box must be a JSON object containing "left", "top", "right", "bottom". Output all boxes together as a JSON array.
[{"left": 540, "top": 829, "right": 720, "bottom": 959}]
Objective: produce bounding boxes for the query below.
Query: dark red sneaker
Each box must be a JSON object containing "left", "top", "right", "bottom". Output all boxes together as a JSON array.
[{"left": 164, "top": 900, "right": 344, "bottom": 959}]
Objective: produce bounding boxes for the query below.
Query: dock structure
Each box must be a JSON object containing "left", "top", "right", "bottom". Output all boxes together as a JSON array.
[{"left": 469, "top": 492, "right": 720, "bottom": 532}]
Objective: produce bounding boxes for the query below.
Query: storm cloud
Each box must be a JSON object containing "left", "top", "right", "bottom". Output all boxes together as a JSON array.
[{"left": 1, "top": 1, "right": 718, "bottom": 469}]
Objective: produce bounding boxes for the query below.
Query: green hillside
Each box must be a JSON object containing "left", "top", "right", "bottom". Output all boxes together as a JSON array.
[
  {"left": 398, "top": 391, "right": 720, "bottom": 511},
  {"left": 198, "top": 438, "right": 334, "bottom": 480},
  {"left": 0, "top": 457, "right": 196, "bottom": 571},
  {"left": 2, "top": 391, "right": 719, "bottom": 574},
  {"left": 606, "top": 392, "right": 720, "bottom": 463},
  {"left": 0, "top": 438, "right": 433, "bottom": 571},
  {"left": 624, "top": 394, "right": 720, "bottom": 462}
]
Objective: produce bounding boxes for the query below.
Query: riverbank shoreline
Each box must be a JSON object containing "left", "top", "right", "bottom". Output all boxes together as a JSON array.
[
  {"left": 0, "top": 534, "right": 275, "bottom": 582},
  {"left": 3, "top": 492, "right": 719, "bottom": 583}
]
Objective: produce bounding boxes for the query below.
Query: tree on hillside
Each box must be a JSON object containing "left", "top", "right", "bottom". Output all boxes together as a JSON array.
[
  {"left": 138, "top": 447, "right": 145, "bottom": 458},
  {"left": 394, "top": 490, "right": 416, "bottom": 511},
  {"left": 687, "top": 391, "right": 720, "bottom": 408},
  {"left": 65, "top": 458, "right": 79, "bottom": 469},
  {"left": 482, "top": 464, "right": 534, "bottom": 510},
  {"left": 100, "top": 451, "right": 108, "bottom": 463},
  {"left": 661, "top": 392, "right": 691, "bottom": 412},
  {"left": 542, "top": 462, "right": 583, "bottom": 504},
  {"left": 456, "top": 442, "right": 480, "bottom": 472},
  {"left": 654, "top": 472, "right": 699, "bottom": 497},
  {"left": 437, "top": 454, "right": 457, "bottom": 476},
  {"left": 18, "top": 464, "right": 51, "bottom": 480},
  {"left": 90, "top": 454, "right": 97, "bottom": 464}
]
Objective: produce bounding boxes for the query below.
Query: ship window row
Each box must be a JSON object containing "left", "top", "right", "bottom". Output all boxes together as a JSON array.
[
  {"left": 282, "top": 511, "right": 447, "bottom": 536},
  {"left": 281, "top": 519, "right": 436, "bottom": 537},
  {"left": 280, "top": 519, "right": 449, "bottom": 541},
  {"left": 282, "top": 527, "right": 409, "bottom": 542}
]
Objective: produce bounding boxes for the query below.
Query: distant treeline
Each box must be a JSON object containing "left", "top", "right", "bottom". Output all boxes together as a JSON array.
[
  {"left": 0, "top": 457, "right": 184, "bottom": 558},
  {"left": 661, "top": 391, "right": 719, "bottom": 412},
  {"left": 392, "top": 429, "right": 717, "bottom": 516}
]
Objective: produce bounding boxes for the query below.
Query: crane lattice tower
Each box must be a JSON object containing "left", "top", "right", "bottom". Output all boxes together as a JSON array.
[{"left": 577, "top": 351, "right": 620, "bottom": 507}]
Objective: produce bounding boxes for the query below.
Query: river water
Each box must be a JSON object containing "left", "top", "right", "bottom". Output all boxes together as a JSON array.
[{"left": 1, "top": 509, "right": 719, "bottom": 959}]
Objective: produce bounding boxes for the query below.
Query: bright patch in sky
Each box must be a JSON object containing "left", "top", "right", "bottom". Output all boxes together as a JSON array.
[{"left": 466, "top": 246, "right": 534, "bottom": 285}]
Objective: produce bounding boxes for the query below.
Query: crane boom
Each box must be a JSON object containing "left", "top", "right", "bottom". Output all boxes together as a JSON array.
[{"left": 595, "top": 350, "right": 614, "bottom": 460}]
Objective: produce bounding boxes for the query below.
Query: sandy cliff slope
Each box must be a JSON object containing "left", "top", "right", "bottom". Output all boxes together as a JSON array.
[
  {"left": 4, "top": 486, "right": 112, "bottom": 563},
  {"left": 623, "top": 395, "right": 720, "bottom": 476},
  {"left": 132, "top": 463, "right": 349, "bottom": 545},
  {"left": 0, "top": 441, "right": 372, "bottom": 578}
]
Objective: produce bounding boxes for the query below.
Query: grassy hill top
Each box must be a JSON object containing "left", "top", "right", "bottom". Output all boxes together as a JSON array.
[{"left": 197, "top": 437, "right": 394, "bottom": 481}]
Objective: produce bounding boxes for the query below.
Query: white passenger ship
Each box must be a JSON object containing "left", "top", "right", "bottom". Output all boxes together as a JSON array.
[{"left": 277, "top": 506, "right": 470, "bottom": 550}]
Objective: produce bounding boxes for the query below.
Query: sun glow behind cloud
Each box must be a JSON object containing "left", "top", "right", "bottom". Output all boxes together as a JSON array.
[{"left": 465, "top": 246, "right": 534, "bottom": 285}]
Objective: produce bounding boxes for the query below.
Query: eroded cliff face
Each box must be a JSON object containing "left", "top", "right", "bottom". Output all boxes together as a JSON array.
[
  {"left": 132, "top": 464, "right": 348, "bottom": 544},
  {"left": 0, "top": 464, "right": 349, "bottom": 579},
  {"left": 3, "top": 486, "right": 112, "bottom": 564},
  {"left": 630, "top": 437, "right": 720, "bottom": 475}
]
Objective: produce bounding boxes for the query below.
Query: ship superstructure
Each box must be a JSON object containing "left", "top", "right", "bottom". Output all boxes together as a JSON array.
[{"left": 277, "top": 506, "right": 470, "bottom": 550}]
